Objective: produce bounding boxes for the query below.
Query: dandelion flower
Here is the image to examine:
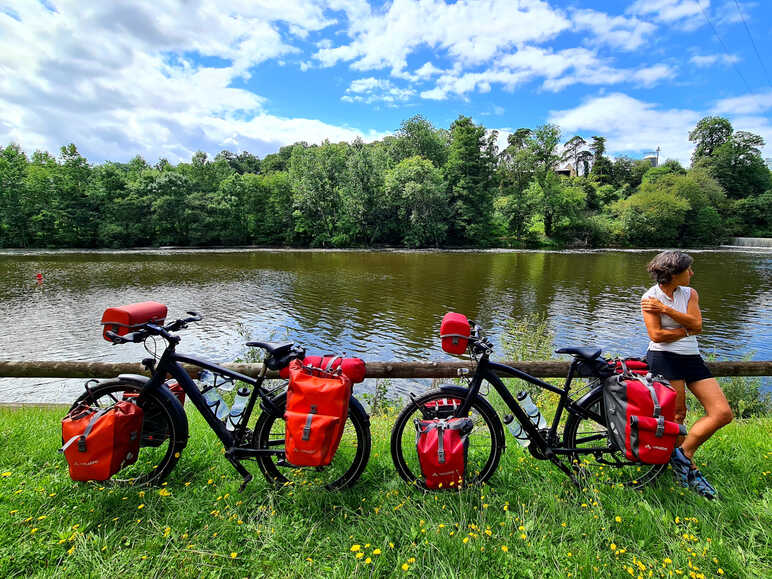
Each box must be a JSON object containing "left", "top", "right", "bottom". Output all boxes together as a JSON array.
[
  {"left": 350, "top": 544, "right": 361, "bottom": 552},
  {"left": 610, "top": 543, "right": 617, "bottom": 551},
  {"left": 402, "top": 563, "right": 409, "bottom": 571},
  {"left": 365, "top": 557, "right": 372, "bottom": 564},
  {"left": 356, "top": 552, "right": 364, "bottom": 559},
  {"left": 137, "top": 504, "right": 145, "bottom": 510},
  {"left": 615, "top": 516, "right": 622, "bottom": 523},
  {"left": 230, "top": 552, "right": 237, "bottom": 559},
  {"left": 501, "top": 545, "right": 508, "bottom": 552},
  {"left": 1, "top": 472, "right": 11, "bottom": 477},
  {"left": 373, "top": 549, "right": 382, "bottom": 555}
]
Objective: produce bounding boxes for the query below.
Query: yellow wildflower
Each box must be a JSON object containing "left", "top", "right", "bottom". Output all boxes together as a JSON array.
[
  {"left": 373, "top": 549, "right": 382, "bottom": 555},
  {"left": 402, "top": 563, "right": 409, "bottom": 571},
  {"left": 230, "top": 552, "right": 237, "bottom": 559},
  {"left": 350, "top": 544, "right": 361, "bottom": 552},
  {"left": 501, "top": 545, "right": 508, "bottom": 552},
  {"left": 615, "top": 516, "right": 622, "bottom": 523}
]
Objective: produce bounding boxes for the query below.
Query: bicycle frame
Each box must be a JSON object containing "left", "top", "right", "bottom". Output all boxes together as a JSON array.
[
  {"left": 453, "top": 351, "right": 606, "bottom": 476},
  {"left": 137, "top": 339, "right": 285, "bottom": 484}
]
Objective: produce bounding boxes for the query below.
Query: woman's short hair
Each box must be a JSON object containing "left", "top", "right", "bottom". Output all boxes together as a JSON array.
[{"left": 647, "top": 250, "right": 693, "bottom": 284}]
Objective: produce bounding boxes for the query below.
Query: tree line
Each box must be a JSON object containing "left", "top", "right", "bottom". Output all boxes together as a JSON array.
[{"left": 1, "top": 115, "right": 770, "bottom": 249}]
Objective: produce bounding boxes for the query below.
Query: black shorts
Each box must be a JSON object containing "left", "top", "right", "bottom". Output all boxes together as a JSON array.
[{"left": 646, "top": 351, "right": 712, "bottom": 383}]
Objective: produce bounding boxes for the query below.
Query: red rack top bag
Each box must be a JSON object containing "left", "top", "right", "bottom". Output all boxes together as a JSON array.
[
  {"left": 440, "top": 312, "right": 470, "bottom": 355},
  {"left": 278, "top": 355, "right": 366, "bottom": 384},
  {"left": 100, "top": 301, "right": 167, "bottom": 341}
]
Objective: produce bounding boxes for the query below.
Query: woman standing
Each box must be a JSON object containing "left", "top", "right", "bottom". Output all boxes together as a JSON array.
[{"left": 641, "top": 250, "right": 733, "bottom": 499}]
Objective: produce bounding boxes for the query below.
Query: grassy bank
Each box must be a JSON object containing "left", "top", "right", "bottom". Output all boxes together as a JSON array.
[{"left": 1, "top": 407, "right": 770, "bottom": 578}]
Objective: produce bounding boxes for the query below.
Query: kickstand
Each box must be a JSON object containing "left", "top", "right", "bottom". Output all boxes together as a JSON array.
[
  {"left": 226, "top": 455, "right": 253, "bottom": 492},
  {"left": 551, "top": 456, "right": 581, "bottom": 487}
]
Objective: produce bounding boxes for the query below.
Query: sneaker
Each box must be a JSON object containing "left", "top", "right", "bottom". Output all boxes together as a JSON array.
[
  {"left": 688, "top": 468, "right": 717, "bottom": 500},
  {"left": 670, "top": 447, "right": 691, "bottom": 488}
]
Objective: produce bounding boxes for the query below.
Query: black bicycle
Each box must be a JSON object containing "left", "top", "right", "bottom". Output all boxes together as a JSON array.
[
  {"left": 390, "top": 318, "right": 667, "bottom": 489},
  {"left": 68, "top": 311, "right": 371, "bottom": 490}
]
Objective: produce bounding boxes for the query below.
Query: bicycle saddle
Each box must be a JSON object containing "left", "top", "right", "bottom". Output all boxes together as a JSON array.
[
  {"left": 555, "top": 347, "right": 602, "bottom": 360},
  {"left": 245, "top": 341, "right": 294, "bottom": 357}
]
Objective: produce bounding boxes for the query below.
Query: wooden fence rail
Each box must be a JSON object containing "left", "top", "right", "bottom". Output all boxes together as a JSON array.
[{"left": 1, "top": 360, "right": 771, "bottom": 380}]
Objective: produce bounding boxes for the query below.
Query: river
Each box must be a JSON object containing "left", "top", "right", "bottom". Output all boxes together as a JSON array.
[{"left": 1, "top": 248, "right": 770, "bottom": 403}]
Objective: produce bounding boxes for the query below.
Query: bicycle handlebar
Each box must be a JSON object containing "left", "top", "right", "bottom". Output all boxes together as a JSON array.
[{"left": 106, "top": 311, "right": 203, "bottom": 345}]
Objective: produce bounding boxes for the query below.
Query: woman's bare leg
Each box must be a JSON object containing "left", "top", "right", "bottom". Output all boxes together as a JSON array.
[{"left": 679, "top": 377, "right": 733, "bottom": 461}]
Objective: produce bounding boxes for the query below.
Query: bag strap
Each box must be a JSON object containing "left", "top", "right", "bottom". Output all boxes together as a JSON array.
[
  {"left": 638, "top": 374, "right": 662, "bottom": 418},
  {"left": 436, "top": 421, "right": 446, "bottom": 464},
  {"left": 59, "top": 407, "right": 113, "bottom": 453},
  {"left": 302, "top": 405, "right": 318, "bottom": 441},
  {"left": 324, "top": 355, "right": 342, "bottom": 372},
  {"left": 655, "top": 415, "right": 665, "bottom": 437}
]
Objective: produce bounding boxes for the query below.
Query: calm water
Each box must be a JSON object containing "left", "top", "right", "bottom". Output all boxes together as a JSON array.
[{"left": 1, "top": 248, "right": 770, "bottom": 403}]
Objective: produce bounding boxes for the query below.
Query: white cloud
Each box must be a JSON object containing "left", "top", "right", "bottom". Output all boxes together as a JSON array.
[
  {"left": 314, "top": 0, "right": 570, "bottom": 74},
  {"left": 420, "top": 47, "right": 676, "bottom": 99},
  {"left": 549, "top": 93, "right": 702, "bottom": 165},
  {"left": 571, "top": 9, "right": 657, "bottom": 51},
  {"left": 628, "top": 0, "right": 708, "bottom": 30},
  {"left": 689, "top": 53, "right": 740, "bottom": 67},
  {"left": 712, "top": 90, "right": 772, "bottom": 115},
  {"left": 0, "top": 0, "right": 383, "bottom": 162},
  {"left": 342, "top": 77, "right": 415, "bottom": 104}
]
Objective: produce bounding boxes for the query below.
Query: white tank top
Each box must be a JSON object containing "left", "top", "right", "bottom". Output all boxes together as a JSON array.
[{"left": 642, "top": 284, "right": 699, "bottom": 355}]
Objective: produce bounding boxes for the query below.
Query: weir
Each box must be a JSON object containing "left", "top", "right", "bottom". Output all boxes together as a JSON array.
[{"left": 725, "top": 237, "right": 772, "bottom": 248}]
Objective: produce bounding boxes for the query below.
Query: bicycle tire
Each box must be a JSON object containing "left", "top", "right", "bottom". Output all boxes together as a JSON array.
[
  {"left": 68, "top": 379, "right": 188, "bottom": 486},
  {"left": 251, "top": 393, "right": 371, "bottom": 490},
  {"left": 390, "top": 386, "right": 504, "bottom": 489},
  {"left": 562, "top": 387, "right": 666, "bottom": 489}
]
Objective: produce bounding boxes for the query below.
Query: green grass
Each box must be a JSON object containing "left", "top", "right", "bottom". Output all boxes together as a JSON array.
[{"left": 1, "top": 407, "right": 770, "bottom": 578}]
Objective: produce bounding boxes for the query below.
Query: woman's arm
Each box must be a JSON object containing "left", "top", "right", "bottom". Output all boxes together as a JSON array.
[{"left": 641, "top": 288, "right": 703, "bottom": 343}]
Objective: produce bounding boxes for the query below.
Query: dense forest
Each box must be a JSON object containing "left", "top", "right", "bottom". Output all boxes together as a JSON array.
[{"left": 0, "top": 115, "right": 770, "bottom": 249}]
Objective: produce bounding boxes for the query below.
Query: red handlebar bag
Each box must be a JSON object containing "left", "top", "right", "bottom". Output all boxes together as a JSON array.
[
  {"left": 278, "top": 356, "right": 366, "bottom": 384},
  {"left": 415, "top": 417, "right": 473, "bottom": 489},
  {"left": 440, "top": 312, "right": 470, "bottom": 355},
  {"left": 100, "top": 301, "right": 167, "bottom": 341},
  {"left": 284, "top": 360, "right": 352, "bottom": 467},
  {"left": 60, "top": 401, "right": 143, "bottom": 481}
]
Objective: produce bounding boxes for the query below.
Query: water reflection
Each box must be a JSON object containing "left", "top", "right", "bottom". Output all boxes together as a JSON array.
[{"left": 1, "top": 248, "right": 769, "bottom": 402}]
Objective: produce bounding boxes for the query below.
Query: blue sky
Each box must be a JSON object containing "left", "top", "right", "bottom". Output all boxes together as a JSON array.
[{"left": 1, "top": 0, "right": 771, "bottom": 166}]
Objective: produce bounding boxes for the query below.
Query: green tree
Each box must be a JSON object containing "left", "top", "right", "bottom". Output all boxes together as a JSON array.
[
  {"left": 611, "top": 189, "right": 691, "bottom": 246},
  {"left": 0, "top": 144, "right": 29, "bottom": 247},
  {"left": 289, "top": 141, "right": 349, "bottom": 247},
  {"left": 388, "top": 115, "right": 448, "bottom": 168},
  {"left": 689, "top": 116, "right": 732, "bottom": 162},
  {"left": 697, "top": 131, "right": 771, "bottom": 199},
  {"left": 443, "top": 116, "right": 496, "bottom": 245},
  {"left": 384, "top": 156, "right": 448, "bottom": 247},
  {"left": 561, "top": 135, "right": 586, "bottom": 176}
]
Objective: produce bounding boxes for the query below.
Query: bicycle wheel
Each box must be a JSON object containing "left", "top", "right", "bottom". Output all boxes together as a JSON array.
[
  {"left": 252, "top": 393, "right": 371, "bottom": 490},
  {"left": 390, "top": 388, "right": 504, "bottom": 489},
  {"left": 68, "top": 379, "right": 187, "bottom": 485},
  {"left": 563, "top": 388, "right": 666, "bottom": 489}
]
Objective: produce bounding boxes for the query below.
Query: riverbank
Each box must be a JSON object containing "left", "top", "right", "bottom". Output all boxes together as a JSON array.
[{"left": 1, "top": 407, "right": 769, "bottom": 577}]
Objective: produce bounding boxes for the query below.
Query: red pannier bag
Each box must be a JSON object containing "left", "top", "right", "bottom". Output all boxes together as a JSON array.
[
  {"left": 278, "top": 355, "right": 366, "bottom": 384},
  {"left": 603, "top": 372, "right": 686, "bottom": 464},
  {"left": 440, "top": 312, "right": 470, "bottom": 355},
  {"left": 60, "top": 401, "right": 143, "bottom": 481},
  {"left": 284, "top": 359, "right": 352, "bottom": 467},
  {"left": 415, "top": 417, "right": 473, "bottom": 489},
  {"left": 100, "top": 301, "right": 167, "bottom": 341}
]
